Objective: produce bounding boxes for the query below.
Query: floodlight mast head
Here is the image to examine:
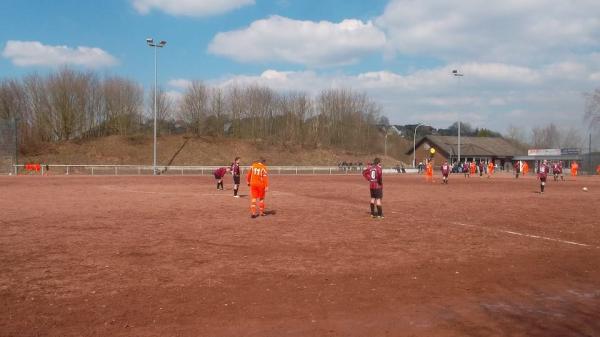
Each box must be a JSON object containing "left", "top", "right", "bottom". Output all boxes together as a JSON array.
[
  {"left": 159, "top": 40, "right": 167, "bottom": 47},
  {"left": 452, "top": 69, "right": 464, "bottom": 77},
  {"left": 146, "top": 38, "right": 154, "bottom": 46}
]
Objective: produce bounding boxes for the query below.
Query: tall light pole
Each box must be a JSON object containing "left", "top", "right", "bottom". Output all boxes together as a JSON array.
[
  {"left": 413, "top": 123, "right": 424, "bottom": 167},
  {"left": 146, "top": 38, "right": 167, "bottom": 175},
  {"left": 452, "top": 69, "right": 464, "bottom": 164}
]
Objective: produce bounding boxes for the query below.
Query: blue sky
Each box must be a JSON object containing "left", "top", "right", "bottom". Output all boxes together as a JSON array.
[{"left": 2, "top": 0, "right": 600, "bottom": 144}]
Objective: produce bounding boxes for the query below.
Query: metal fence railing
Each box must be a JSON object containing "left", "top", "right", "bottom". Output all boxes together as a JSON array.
[{"left": 8, "top": 164, "right": 415, "bottom": 176}]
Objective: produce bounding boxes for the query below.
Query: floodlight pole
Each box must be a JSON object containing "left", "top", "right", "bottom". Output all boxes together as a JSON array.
[
  {"left": 14, "top": 117, "right": 19, "bottom": 175},
  {"left": 413, "top": 123, "right": 423, "bottom": 167},
  {"left": 147, "top": 38, "right": 166, "bottom": 175},
  {"left": 452, "top": 69, "right": 464, "bottom": 164}
]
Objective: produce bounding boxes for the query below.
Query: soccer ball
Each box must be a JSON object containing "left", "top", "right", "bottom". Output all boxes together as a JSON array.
[{"left": 582, "top": 187, "right": 588, "bottom": 192}]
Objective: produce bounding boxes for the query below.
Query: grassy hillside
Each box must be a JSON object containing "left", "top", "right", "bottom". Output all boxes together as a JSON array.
[{"left": 21, "top": 135, "right": 411, "bottom": 167}]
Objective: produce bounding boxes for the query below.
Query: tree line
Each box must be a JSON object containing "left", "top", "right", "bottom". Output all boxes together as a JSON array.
[{"left": 0, "top": 68, "right": 386, "bottom": 154}]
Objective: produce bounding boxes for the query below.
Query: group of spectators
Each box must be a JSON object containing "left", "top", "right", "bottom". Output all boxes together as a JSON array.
[{"left": 338, "top": 161, "right": 365, "bottom": 171}]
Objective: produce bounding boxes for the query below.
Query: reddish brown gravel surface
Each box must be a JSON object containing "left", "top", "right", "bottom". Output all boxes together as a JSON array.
[{"left": 1, "top": 173, "right": 599, "bottom": 337}]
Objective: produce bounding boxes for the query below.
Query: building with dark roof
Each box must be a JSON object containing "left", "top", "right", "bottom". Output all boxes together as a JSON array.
[{"left": 406, "top": 135, "right": 526, "bottom": 167}]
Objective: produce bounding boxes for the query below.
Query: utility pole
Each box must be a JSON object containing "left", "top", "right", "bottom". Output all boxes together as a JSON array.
[
  {"left": 452, "top": 69, "right": 464, "bottom": 165},
  {"left": 146, "top": 38, "right": 167, "bottom": 175},
  {"left": 14, "top": 117, "right": 18, "bottom": 175}
]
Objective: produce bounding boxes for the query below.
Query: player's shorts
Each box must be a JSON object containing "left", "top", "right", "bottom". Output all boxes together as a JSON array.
[
  {"left": 553, "top": 170, "right": 560, "bottom": 175},
  {"left": 214, "top": 173, "right": 223, "bottom": 180},
  {"left": 540, "top": 176, "right": 547, "bottom": 182},
  {"left": 442, "top": 173, "right": 449, "bottom": 177},
  {"left": 250, "top": 185, "right": 266, "bottom": 199},
  {"left": 370, "top": 188, "right": 383, "bottom": 199},
  {"left": 233, "top": 175, "right": 240, "bottom": 184}
]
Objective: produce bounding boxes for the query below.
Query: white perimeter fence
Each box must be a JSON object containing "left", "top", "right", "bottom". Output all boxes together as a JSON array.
[{"left": 9, "top": 164, "right": 417, "bottom": 176}]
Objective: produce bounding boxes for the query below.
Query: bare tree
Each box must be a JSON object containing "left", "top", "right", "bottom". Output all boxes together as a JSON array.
[
  {"left": 45, "top": 68, "right": 98, "bottom": 140},
  {"left": 531, "top": 123, "right": 560, "bottom": 148},
  {"left": 207, "top": 87, "right": 228, "bottom": 136},
  {"left": 179, "top": 81, "right": 209, "bottom": 135},
  {"left": 226, "top": 85, "right": 244, "bottom": 138},
  {"left": 22, "top": 74, "right": 53, "bottom": 142},
  {"left": 0, "top": 68, "right": 399, "bottom": 158},
  {"left": 560, "top": 126, "right": 583, "bottom": 148},
  {"left": 148, "top": 86, "right": 173, "bottom": 134},
  {"left": 316, "top": 88, "right": 381, "bottom": 151},
  {"left": 0, "top": 79, "right": 26, "bottom": 121},
  {"left": 584, "top": 88, "right": 600, "bottom": 130},
  {"left": 102, "top": 77, "right": 143, "bottom": 136},
  {"left": 504, "top": 124, "right": 529, "bottom": 149}
]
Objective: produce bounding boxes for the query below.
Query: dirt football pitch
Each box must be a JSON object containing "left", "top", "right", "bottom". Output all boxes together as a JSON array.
[{"left": 1, "top": 173, "right": 599, "bottom": 337}]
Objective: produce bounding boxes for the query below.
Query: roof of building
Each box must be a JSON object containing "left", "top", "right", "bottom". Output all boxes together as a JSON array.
[{"left": 407, "top": 135, "right": 526, "bottom": 157}]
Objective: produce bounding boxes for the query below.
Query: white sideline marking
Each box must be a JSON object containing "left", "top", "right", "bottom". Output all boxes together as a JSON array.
[{"left": 452, "top": 222, "right": 598, "bottom": 249}]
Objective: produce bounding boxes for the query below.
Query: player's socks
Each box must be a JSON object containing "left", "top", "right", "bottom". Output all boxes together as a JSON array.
[
  {"left": 377, "top": 206, "right": 383, "bottom": 217},
  {"left": 370, "top": 203, "right": 375, "bottom": 216},
  {"left": 234, "top": 188, "right": 238, "bottom": 196},
  {"left": 259, "top": 201, "right": 265, "bottom": 215}
]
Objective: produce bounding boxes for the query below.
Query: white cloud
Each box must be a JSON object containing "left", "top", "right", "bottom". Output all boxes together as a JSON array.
[
  {"left": 166, "top": 90, "right": 184, "bottom": 104},
  {"left": 206, "top": 59, "right": 599, "bottom": 131},
  {"left": 131, "top": 0, "right": 254, "bottom": 17},
  {"left": 168, "top": 78, "right": 193, "bottom": 90},
  {"left": 208, "top": 15, "right": 386, "bottom": 67},
  {"left": 377, "top": 0, "right": 600, "bottom": 64},
  {"left": 2, "top": 40, "right": 118, "bottom": 68}
]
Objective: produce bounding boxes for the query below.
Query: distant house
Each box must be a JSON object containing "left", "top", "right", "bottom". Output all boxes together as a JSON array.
[{"left": 406, "top": 135, "right": 526, "bottom": 167}]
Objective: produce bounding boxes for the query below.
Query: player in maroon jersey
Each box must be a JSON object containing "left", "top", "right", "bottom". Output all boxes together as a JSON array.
[
  {"left": 362, "top": 158, "right": 383, "bottom": 219},
  {"left": 478, "top": 161, "right": 485, "bottom": 177},
  {"left": 213, "top": 166, "right": 229, "bottom": 190},
  {"left": 558, "top": 161, "right": 564, "bottom": 181},
  {"left": 463, "top": 162, "right": 470, "bottom": 178},
  {"left": 538, "top": 160, "right": 549, "bottom": 194},
  {"left": 441, "top": 161, "right": 450, "bottom": 184},
  {"left": 552, "top": 161, "right": 561, "bottom": 181},
  {"left": 230, "top": 157, "right": 241, "bottom": 197}
]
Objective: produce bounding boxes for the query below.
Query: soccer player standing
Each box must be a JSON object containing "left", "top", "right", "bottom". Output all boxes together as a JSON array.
[
  {"left": 441, "top": 161, "right": 450, "bottom": 184},
  {"left": 487, "top": 161, "right": 495, "bottom": 178},
  {"left": 570, "top": 161, "right": 579, "bottom": 179},
  {"left": 231, "top": 157, "right": 241, "bottom": 198},
  {"left": 522, "top": 162, "right": 529, "bottom": 176},
  {"left": 463, "top": 162, "right": 470, "bottom": 178},
  {"left": 559, "top": 161, "right": 564, "bottom": 180},
  {"left": 247, "top": 158, "right": 269, "bottom": 218},
  {"left": 514, "top": 160, "right": 521, "bottom": 179},
  {"left": 552, "top": 161, "right": 561, "bottom": 181},
  {"left": 363, "top": 158, "right": 383, "bottom": 219},
  {"left": 425, "top": 160, "right": 434, "bottom": 183},
  {"left": 538, "top": 160, "right": 549, "bottom": 194}
]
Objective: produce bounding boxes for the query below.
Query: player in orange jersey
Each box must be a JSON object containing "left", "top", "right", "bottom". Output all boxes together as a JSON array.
[
  {"left": 425, "top": 160, "right": 434, "bottom": 182},
  {"left": 596, "top": 164, "right": 600, "bottom": 175},
  {"left": 469, "top": 161, "right": 476, "bottom": 176},
  {"left": 487, "top": 161, "right": 495, "bottom": 178},
  {"left": 522, "top": 162, "right": 529, "bottom": 176},
  {"left": 246, "top": 158, "right": 269, "bottom": 218},
  {"left": 570, "top": 161, "right": 579, "bottom": 178}
]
